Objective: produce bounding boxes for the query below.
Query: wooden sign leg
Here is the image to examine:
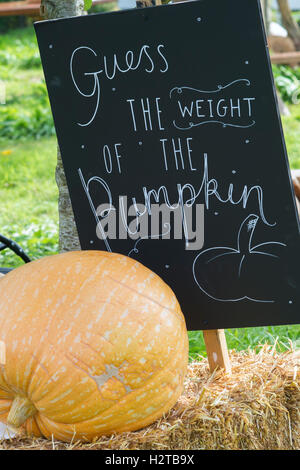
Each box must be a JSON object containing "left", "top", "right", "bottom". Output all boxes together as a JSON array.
[
  {"left": 0, "top": 341, "right": 5, "bottom": 366},
  {"left": 203, "top": 330, "right": 231, "bottom": 374}
]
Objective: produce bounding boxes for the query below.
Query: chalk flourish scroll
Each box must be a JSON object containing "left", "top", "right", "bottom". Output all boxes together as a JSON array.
[{"left": 170, "top": 79, "right": 256, "bottom": 131}]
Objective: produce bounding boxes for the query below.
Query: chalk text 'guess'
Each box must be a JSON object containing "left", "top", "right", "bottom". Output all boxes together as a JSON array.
[{"left": 70, "top": 44, "right": 169, "bottom": 127}]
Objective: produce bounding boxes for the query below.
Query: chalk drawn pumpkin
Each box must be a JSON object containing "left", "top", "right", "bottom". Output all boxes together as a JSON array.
[{"left": 192, "top": 214, "right": 286, "bottom": 302}]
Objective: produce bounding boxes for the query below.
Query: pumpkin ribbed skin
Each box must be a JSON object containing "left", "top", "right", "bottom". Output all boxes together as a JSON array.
[{"left": 0, "top": 251, "right": 188, "bottom": 442}]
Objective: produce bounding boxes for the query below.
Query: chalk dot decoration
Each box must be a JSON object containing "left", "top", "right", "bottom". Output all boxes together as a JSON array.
[
  {"left": 196, "top": 17, "right": 202, "bottom": 22},
  {"left": 49, "top": 44, "right": 53, "bottom": 49},
  {"left": 245, "top": 60, "right": 249, "bottom": 65}
]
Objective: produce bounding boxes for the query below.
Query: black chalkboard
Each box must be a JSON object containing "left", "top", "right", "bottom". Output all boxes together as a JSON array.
[{"left": 35, "top": 0, "right": 300, "bottom": 330}]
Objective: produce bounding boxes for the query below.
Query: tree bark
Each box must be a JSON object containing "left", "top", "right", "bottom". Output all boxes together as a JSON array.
[
  {"left": 277, "top": 0, "right": 300, "bottom": 50},
  {"left": 40, "top": 0, "right": 83, "bottom": 252},
  {"left": 136, "top": 0, "right": 161, "bottom": 7},
  {"left": 261, "top": 0, "right": 271, "bottom": 35},
  {"left": 40, "top": 0, "right": 84, "bottom": 20}
]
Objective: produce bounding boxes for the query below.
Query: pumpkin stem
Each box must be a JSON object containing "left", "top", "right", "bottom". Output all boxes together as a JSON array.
[
  {"left": 7, "top": 395, "right": 37, "bottom": 428},
  {"left": 237, "top": 214, "right": 259, "bottom": 254}
]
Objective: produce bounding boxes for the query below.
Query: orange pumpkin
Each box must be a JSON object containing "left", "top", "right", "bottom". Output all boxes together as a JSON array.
[{"left": 0, "top": 251, "right": 188, "bottom": 442}]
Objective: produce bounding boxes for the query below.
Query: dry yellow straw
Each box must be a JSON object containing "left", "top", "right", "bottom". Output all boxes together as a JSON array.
[
  {"left": 1, "top": 345, "right": 300, "bottom": 450},
  {"left": 0, "top": 341, "right": 5, "bottom": 366}
]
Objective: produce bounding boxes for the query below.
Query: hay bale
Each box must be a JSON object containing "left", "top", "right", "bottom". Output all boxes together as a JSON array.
[{"left": 1, "top": 345, "right": 300, "bottom": 450}]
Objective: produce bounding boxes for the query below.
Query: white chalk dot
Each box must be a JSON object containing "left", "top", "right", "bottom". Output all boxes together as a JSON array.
[
  {"left": 289, "top": 300, "right": 293, "bottom": 304},
  {"left": 214, "top": 212, "right": 219, "bottom": 216},
  {"left": 81, "top": 145, "right": 85, "bottom": 149},
  {"left": 232, "top": 170, "right": 236, "bottom": 174},
  {"left": 196, "top": 17, "right": 202, "bottom": 22},
  {"left": 112, "top": 87, "right": 116, "bottom": 91},
  {"left": 49, "top": 44, "right": 53, "bottom": 49},
  {"left": 90, "top": 240, "right": 94, "bottom": 244},
  {"left": 245, "top": 139, "right": 250, "bottom": 144},
  {"left": 138, "top": 141, "right": 143, "bottom": 146},
  {"left": 245, "top": 60, "right": 249, "bottom": 64},
  {"left": 165, "top": 265, "right": 170, "bottom": 269}
]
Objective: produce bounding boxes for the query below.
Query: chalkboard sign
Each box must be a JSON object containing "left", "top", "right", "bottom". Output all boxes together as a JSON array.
[{"left": 35, "top": 0, "right": 300, "bottom": 330}]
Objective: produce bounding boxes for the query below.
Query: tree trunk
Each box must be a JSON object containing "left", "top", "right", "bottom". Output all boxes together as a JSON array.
[
  {"left": 40, "top": 0, "right": 84, "bottom": 252},
  {"left": 261, "top": 0, "right": 271, "bottom": 35},
  {"left": 136, "top": 0, "right": 161, "bottom": 6},
  {"left": 277, "top": 0, "right": 300, "bottom": 50}
]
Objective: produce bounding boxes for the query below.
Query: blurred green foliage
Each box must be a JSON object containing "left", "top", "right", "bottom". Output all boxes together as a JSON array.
[
  {"left": 272, "top": 64, "right": 300, "bottom": 104},
  {"left": 0, "top": 27, "right": 55, "bottom": 140}
]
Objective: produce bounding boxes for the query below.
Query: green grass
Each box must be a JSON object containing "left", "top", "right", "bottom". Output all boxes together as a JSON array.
[
  {"left": 188, "top": 324, "right": 300, "bottom": 361},
  {"left": 0, "top": 27, "right": 58, "bottom": 266},
  {"left": 0, "top": 137, "right": 59, "bottom": 267},
  {"left": 282, "top": 104, "right": 300, "bottom": 168},
  {"left": 0, "top": 25, "right": 300, "bottom": 358},
  {"left": 0, "top": 138, "right": 58, "bottom": 228},
  {"left": 0, "top": 26, "right": 55, "bottom": 140}
]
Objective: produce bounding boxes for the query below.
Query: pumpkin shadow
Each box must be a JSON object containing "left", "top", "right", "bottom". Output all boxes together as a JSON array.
[{"left": 192, "top": 214, "right": 286, "bottom": 303}]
